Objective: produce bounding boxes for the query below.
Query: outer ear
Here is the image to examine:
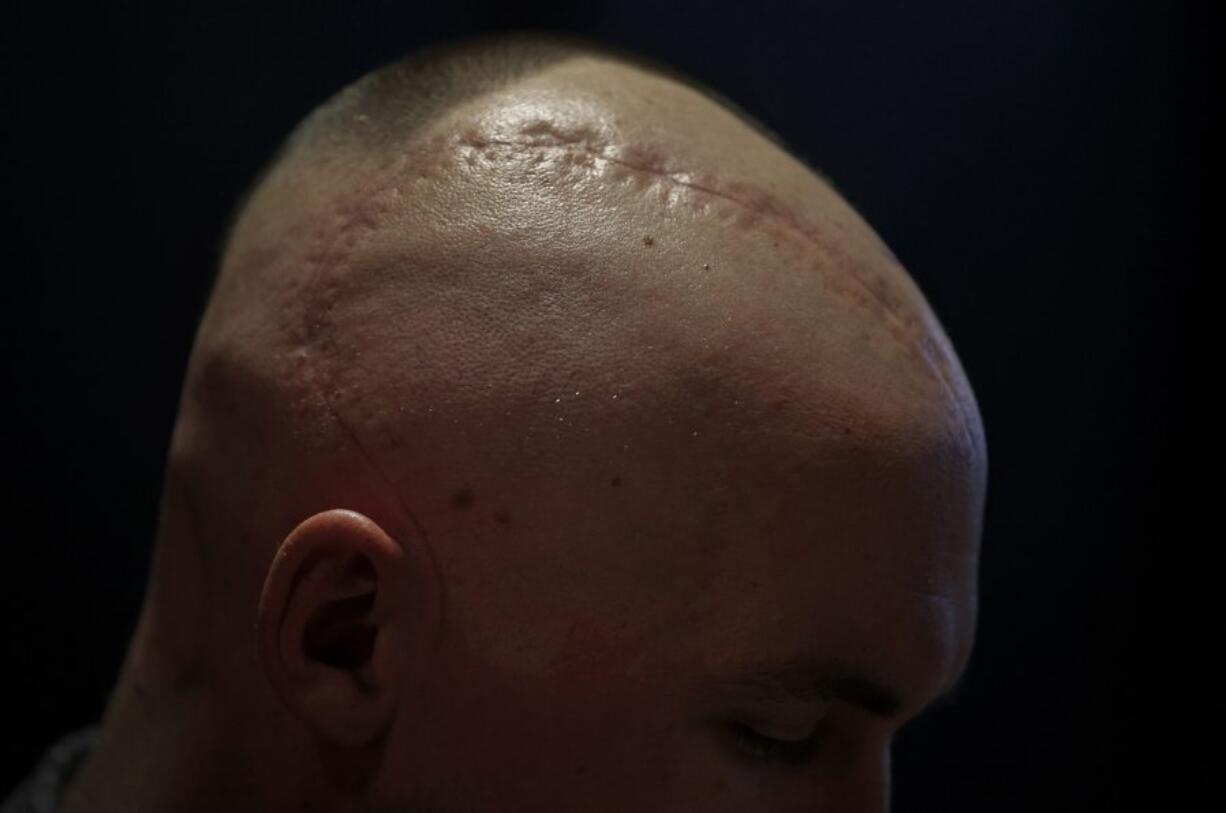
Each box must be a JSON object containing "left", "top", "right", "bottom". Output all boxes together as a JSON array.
[{"left": 257, "top": 509, "right": 407, "bottom": 747}]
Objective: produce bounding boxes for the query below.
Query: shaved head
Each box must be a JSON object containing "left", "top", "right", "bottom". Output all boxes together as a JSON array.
[{"left": 70, "top": 33, "right": 986, "bottom": 813}]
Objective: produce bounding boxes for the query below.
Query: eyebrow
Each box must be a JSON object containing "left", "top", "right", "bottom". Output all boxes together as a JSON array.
[{"left": 712, "top": 659, "right": 968, "bottom": 722}]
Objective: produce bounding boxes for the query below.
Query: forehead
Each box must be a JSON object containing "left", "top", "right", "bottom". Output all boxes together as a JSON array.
[
  {"left": 560, "top": 376, "right": 980, "bottom": 673},
  {"left": 678, "top": 417, "right": 980, "bottom": 692}
]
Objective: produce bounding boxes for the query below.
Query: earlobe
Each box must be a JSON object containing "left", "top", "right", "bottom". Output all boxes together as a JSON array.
[{"left": 257, "top": 509, "right": 407, "bottom": 747}]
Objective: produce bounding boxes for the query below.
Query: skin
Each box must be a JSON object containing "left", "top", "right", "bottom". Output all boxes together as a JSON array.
[{"left": 61, "top": 52, "right": 986, "bottom": 812}]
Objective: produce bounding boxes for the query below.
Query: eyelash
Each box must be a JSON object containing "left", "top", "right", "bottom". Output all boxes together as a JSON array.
[{"left": 729, "top": 722, "right": 818, "bottom": 765}]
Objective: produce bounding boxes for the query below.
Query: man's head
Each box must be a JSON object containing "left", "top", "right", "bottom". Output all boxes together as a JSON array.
[{"left": 134, "top": 33, "right": 986, "bottom": 811}]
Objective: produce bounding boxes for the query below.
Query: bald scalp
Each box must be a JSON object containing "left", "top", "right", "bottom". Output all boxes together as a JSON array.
[
  {"left": 236, "top": 32, "right": 784, "bottom": 209},
  {"left": 153, "top": 34, "right": 985, "bottom": 679}
]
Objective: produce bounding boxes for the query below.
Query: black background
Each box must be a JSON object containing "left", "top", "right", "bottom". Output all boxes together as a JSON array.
[{"left": 1, "top": 1, "right": 1205, "bottom": 810}]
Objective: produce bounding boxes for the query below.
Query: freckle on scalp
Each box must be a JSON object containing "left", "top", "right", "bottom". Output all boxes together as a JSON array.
[
  {"left": 642, "top": 235, "right": 654, "bottom": 246},
  {"left": 450, "top": 487, "right": 475, "bottom": 511}
]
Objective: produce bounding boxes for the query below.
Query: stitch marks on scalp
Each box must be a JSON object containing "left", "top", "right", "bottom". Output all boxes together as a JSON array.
[
  {"left": 452, "top": 120, "right": 976, "bottom": 452},
  {"left": 454, "top": 121, "right": 916, "bottom": 340},
  {"left": 278, "top": 162, "right": 453, "bottom": 647},
  {"left": 277, "top": 111, "right": 978, "bottom": 544}
]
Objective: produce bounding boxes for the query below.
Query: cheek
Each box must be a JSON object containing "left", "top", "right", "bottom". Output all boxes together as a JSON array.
[
  {"left": 379, "top": 656, "right": 837, "bottom": 812},
  {"left": 382, "top": 660, "right": 694, "bottom": 808}
]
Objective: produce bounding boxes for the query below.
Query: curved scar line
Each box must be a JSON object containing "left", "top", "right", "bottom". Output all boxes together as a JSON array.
[{"left": 461, "top": 135, "right": 978, "bottom": 454}]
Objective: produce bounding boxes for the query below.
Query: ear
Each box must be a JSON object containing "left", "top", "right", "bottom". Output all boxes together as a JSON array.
[{"left": 257, "top": 509, "right": 408, "bottom": 747}]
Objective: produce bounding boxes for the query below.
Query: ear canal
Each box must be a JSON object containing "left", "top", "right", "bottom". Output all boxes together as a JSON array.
[
  {"left": 303, "top": 556, "right": 378, "bottom": 672},
  {"left": 304, "top": 592, "right": 377, "bottom": 670}
]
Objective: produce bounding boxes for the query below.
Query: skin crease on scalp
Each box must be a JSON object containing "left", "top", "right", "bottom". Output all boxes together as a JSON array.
[{"left": 59, "top": 43, "right": 987, "bottom": 813}]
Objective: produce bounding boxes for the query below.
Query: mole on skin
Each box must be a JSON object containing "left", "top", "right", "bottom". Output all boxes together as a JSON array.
[{"left": 450, "top": 487, "right": 475, "bottom": 511}]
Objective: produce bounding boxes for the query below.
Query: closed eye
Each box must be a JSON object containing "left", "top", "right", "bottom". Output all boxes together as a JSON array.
[{"left": 728, "top": 721, "right": 820, "bottom": 766}]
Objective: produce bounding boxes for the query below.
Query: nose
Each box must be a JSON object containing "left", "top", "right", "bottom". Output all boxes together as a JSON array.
[
  {"left": 812, "top": 739, "right": 891, "bottom": 813},
  {"left": 867, "top": 746, "right": 891, "bottom": 813}
]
